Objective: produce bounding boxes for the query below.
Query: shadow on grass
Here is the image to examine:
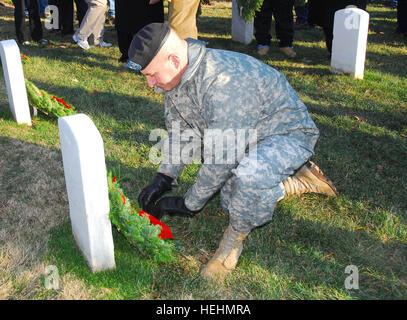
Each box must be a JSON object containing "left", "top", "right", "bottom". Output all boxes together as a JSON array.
[
  {"left": 306, "top": 95, "right": 407, "bottom": 134},
  {"left": 30, "top": 80, "right": 165, "bottom": 129},
  {"left": 241, "top": 203, "right": 407, "bottom": 299},
  {"left": 310, "top": 120, "right": 407, "bottom": 216}
]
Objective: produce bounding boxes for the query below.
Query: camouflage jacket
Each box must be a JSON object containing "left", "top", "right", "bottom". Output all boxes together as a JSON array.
[{"left": 157, "top": 39, "right": 319, "bottom": 210}]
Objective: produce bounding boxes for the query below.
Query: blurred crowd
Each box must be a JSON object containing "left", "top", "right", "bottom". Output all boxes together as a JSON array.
[{"left": 10, "top": 0, "right": 407, "bottom": 61}]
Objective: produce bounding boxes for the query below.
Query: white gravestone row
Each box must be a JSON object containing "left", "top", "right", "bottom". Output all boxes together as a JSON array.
[
  {"left": 0, "top": 39, "right": 31, "bottom": 125},
  {"left": 331, "top": 7, "right": 370, "bottom": 79},
  {"left": 58, "top": 114, "right": 116, "bottom": 272}
]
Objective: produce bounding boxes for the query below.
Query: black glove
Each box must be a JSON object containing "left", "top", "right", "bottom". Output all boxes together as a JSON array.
[
  {"left": 138, "top": 173, "right": 173, "bottom": 213},
  {"left": 151, "top": 196, "right": 199, "bottom": 220}
]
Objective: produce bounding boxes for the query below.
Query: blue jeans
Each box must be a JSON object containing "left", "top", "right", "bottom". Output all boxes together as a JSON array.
[
  {"left": 37, "top": 0, "right": 48, "bottom": 14},
  {"left": 108, "top": 0, "right": 115, "bottom": 17}
]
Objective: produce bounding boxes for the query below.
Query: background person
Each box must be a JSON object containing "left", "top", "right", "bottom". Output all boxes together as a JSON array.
[
  {"left": 167, "top": 0, "right": 200, "bottom": 39},
  {"left": 115, "top": 0, "right": 164, "bottom": 63},
  {"left": 73, "top": 0, "right": 112, "bottom": 50},
  {"left": 308, "top": 0, "right": 367, "bottom": 54},
  {"left": 254, "top": 0, "right": 297, "bottom": 58},
  {"left": 12, "top": 0, "right": 48, "bottom": 45}
]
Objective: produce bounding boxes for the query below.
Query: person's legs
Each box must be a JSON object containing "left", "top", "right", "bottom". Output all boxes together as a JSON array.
[
  {"left": 117, "top": 31, "right": 133, "bottom": 62},
  {"left": 108, "top": 0, "right": 115, "bottom": 18},
  {"left": 323, "top": 25, "right": 334, "bottom": 54},
  {"left": 273, "top": 0, "right": 296, "bottom": 57},
  {"left": 37, "top": 0, "right": 48, "bottom": 15},
  {"left": 254, "top": 0, "right": 273, "bottom": 50},
  {"left": 396, "top": 0, "right": 407, "bottom": 34},
  {"left": 168, "top": 0, "right": 200, "bottom": 39},
  {"left": 74, "top": 0, "right": 88, "bottom": 26},
  {"left": 294, "top": 3, "right": 308, "bottom": 24},
  {"left": 75, "top": 0, "right": 106, "bottom": 43},
  {"left": 59, "top": 0, "right": 74, "bottom": 35},
  {"left": 202, "top": 134, "right": 316, "bottom": 279},
  {"left": 27, "top": 0, "right": 43, "bottom": 41},
  {"left": 12, "top": 0, "right": 27, "bottom": 43}
]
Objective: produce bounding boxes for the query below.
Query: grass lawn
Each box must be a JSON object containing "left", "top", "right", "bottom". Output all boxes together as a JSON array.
[{"left": 0, "top": 0, "right": 406, "bottom": 300}]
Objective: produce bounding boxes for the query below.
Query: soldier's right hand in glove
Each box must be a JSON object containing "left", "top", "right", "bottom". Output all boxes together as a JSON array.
[
  {"left": 138, "top": 173, "right": 174, "bottom": 213},
  {"left": 152, "top": 196, "right": 199, "bottom": 220}
]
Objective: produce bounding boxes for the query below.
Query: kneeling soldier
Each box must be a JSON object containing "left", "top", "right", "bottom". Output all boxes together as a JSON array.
[{"left": 130, "top": 23, "right": 338, "bottom": 279}]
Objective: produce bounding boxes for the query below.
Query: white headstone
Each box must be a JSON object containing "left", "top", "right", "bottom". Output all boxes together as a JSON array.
[
  {"left": 231, "top": 0, "right": 254, "bottom": 45},
  {"left": 58, "top": 114, "right": 115, "bottom": 273},
  {"left": 0, "top": 39, "right": 31, "bottom": 125},
  {"left": 331, "top": 7, "right": 370, "bottom": 79}
]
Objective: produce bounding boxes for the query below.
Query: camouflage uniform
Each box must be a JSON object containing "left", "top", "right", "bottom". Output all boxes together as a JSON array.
[{"left": 156, "top": 39, "right": 319, "bottom": 232}]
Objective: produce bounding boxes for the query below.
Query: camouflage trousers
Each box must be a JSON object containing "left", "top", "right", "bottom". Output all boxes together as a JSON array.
[{"left": 220, "top": 133, "right": 316, "bottom": 233}]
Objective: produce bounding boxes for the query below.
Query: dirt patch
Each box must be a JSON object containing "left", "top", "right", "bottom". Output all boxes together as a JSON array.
[{"left": 0, "top": 138, "right": 95, "bottom": 299}]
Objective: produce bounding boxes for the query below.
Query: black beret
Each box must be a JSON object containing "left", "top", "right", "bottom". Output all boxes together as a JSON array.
[{"left": 128, "top": 23, "right": 171, "bottom": 71}]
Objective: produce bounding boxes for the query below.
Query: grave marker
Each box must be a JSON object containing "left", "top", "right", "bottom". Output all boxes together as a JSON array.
[
  {"left": 0, "top": 39, "right": 31, "bottom": 125},
  {"left": 231, "top": 0, "right": 254, "bottom": 45},
  {"left": 331, "top": 7, "right": 370, "bottom": 79},
  {"left": 58, "top": 114, "right": 115, "bottom": 273}
]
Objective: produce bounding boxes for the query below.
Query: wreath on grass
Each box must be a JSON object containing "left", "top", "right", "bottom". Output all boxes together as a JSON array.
[
  {"left": 107, "top": 171, "right": 176, "bottom": 263},
  {"left": 21, "top": 55, "right": 77, "bottom": 118}
]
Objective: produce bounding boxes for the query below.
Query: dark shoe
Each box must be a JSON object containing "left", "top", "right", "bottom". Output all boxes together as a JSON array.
[{"left": 36, "top": 39, "right": 49, "bottom": 45}]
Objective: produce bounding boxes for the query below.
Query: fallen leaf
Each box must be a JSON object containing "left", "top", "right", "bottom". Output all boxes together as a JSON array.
[
  {"left": 322, "top": 253, "right": 335, "bottom": 260},
  {"left": 355, "top": 226, "right": 368, "bottom": 231},
  {"left": 72, "top": 78, "right": 79, "bottom": 83}
]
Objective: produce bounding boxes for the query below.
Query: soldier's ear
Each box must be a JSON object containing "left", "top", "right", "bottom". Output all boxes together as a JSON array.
[{"left": 168, "top": 54, "right": 181, "bottom": 70}]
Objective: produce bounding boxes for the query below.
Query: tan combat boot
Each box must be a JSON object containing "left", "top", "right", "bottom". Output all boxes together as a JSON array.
[
  {"left": 201, "top": 225, "right": 249, "bottom": 280},
  {"left": 279, "top": 46, "right": 297, "bottom": 58},
  {"left": 282, "top": 161, "right": 339, "bottom": 197}
]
